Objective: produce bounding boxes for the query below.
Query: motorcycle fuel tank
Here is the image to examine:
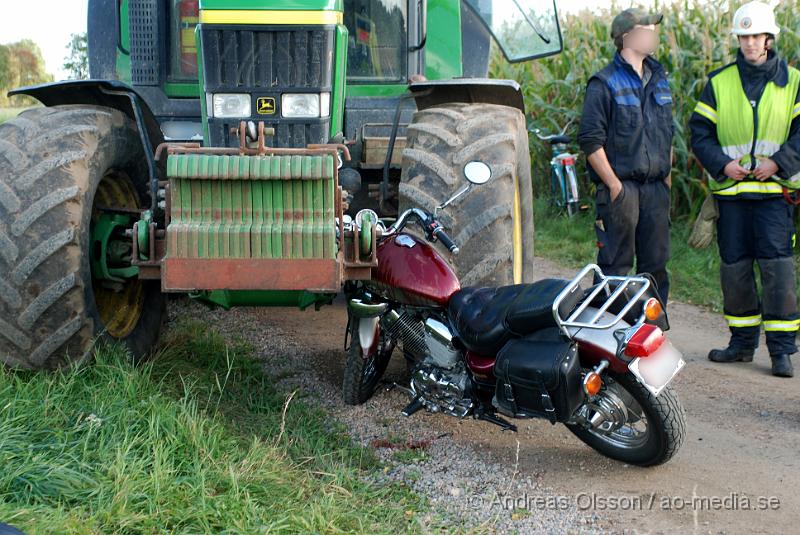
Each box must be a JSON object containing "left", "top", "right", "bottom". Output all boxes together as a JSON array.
[{"left": 371, "top": 233, "right": 461, "bottom": 306}]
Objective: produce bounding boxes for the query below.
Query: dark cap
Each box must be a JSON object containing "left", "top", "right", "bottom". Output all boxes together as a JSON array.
[{"left": 611, "top": 8, "right": 663, "bottom": 40}]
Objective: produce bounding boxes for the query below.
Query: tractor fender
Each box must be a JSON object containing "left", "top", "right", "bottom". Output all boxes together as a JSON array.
[
  {"left": 9, "top": 80, "right": 164, "bottom": 151},
  {"left": 10, "top": 80, "right": 164, "bottom": 210},
  {"left": 408, "top": 78, "right": 525, "bottom": 114}
]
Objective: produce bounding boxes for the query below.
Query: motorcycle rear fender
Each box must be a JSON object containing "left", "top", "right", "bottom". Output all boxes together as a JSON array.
[
  {"left": 569, "top": 307, "right": 632, "bottom": 374},
  {"left": 576, "top": 340, "right": 629, "bottom": 374}
]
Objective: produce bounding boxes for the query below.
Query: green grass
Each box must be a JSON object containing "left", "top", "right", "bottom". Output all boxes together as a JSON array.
[
  {"left": 0, "top": 321, "right": 427, "bottom": 534},
  {"left": 533, "top": 198, "right": 725, "bottom": 310},
  {"left": 0, "top": 107, "right": 29, "bottom": 124}
]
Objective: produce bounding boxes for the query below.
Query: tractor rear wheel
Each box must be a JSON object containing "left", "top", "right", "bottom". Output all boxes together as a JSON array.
[
  {"left": 0, "top": 105, "right": 165, "bottom": 370},
  {"left": 398, "top": 102, "right": 535, "bottom": 287}
]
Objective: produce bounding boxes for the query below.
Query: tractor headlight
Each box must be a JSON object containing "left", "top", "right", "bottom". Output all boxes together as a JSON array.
[
  {"left": 282, "top": 93, "right": 330, "bottom": 118},
  {"left": 320, "top": 92, "right": 330, "bottom": 118},
  {"left": 211, "top": 93, "right": 251, "bottom": 118}
]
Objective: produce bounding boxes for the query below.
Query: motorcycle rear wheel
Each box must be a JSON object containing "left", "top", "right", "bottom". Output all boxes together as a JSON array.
[{"left": 566, "top": 372, "right": 686, "bottom": 466}]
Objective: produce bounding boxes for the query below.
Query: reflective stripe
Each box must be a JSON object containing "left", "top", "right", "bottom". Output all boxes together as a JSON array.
[
  {"left": 753, "top": 139, "right": 782, "bottom": 157},
  {"left": 764, "top": 319, "right": 800, "bottom": 332},
  {"left": 724, "top": 314, "right": 762, "bottom": 327},
  {"left": 713, "top": 181, "right": 784, "bottom": 196},
  {"left": 717, "top": 139, "right": 797, "bottom": 186},
  {"left": 199, "top": 9, "right": 343, "bottom": 25},
  {"left": 794, "top": 102, "right": 800, "bottom": 120},
  {"left": 694, "top": 101, "right": 718, "bottom": 123},
  {"left": 721, "top": 142, "right": 752, "bottom": 160}
]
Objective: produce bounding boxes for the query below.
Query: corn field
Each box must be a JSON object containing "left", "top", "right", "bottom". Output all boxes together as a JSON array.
[{"left": 492, "top": 0, "right": 800, "bottom": 219}]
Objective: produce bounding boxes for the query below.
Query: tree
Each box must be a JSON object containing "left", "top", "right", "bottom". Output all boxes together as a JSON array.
[
  {"left": 0, "top": 39, "right": 53, "bottom": 107},
  {"left": 0, "top": 45, "right": 11, "bottom": 88},
  {"left": 11, "top": 40, "right": 50, "bottom": 86},
  {"left": 63, "top": 33, "right": 88, "bottom": 80}
]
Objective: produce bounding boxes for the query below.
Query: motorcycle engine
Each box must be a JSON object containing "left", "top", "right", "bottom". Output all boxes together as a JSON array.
[
  {"left": 383, "top": 311, "right": 461, "bottom": 368},
  {"left": 410, "top": 360, "right": 474, "bottom": 418},
  {"left": 382, "top": 309, "right": 473, "bottom": 417}
]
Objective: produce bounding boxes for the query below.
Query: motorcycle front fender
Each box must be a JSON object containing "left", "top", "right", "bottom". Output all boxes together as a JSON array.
[{"left": 358, "top": 317, "right": 381, "bottom": 359}]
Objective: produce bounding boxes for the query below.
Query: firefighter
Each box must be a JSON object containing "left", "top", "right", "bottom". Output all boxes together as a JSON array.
[
  {"left": 689, "top": 1, "right": 799, "bottom": 378},
  {"left": 578, "top": 8, "right": 674, "bottom": 305}
]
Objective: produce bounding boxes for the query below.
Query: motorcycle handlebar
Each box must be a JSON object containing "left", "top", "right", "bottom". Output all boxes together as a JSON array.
[
  {"left": 433, "top": 227, "right": 459, "bottom": 255},
  {"left": 387, "top": 208, "right": 430, "bottom": 233},
  {"left": 387, "top": 208, "right": 459, "bottom": 254}
]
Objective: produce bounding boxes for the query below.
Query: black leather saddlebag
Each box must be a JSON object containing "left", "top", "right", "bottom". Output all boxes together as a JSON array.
[{"left": 493, "top": 334, "right": 584, "bottom": 423}]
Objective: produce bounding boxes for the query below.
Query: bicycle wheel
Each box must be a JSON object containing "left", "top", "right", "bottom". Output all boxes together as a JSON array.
[
  {"left": 565, "top": 162, "right": 580, "bottom": 217},
  {"left": 551, "top": 163, "right": 568, "bottom": 210}
]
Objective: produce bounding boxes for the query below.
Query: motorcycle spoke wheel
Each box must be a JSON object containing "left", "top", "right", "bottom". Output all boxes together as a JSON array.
[
  {"left": 585, "top": 378, "right": 650, "bottom": 449},
  {"left": 566, "top": 371, "right": 686, "bottom": 466}
]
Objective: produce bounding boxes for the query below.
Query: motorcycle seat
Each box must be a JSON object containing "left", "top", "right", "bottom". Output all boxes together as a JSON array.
[{"left": 447, "top": 278, "right": 582, "bottom": 355}]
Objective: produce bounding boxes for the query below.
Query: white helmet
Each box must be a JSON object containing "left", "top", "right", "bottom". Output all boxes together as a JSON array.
[{"left": 731, "top": 1, "right": 780, "bottom": 36}]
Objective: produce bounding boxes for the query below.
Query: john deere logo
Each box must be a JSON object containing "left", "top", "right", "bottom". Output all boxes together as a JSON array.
[
  {"left": 741, "top": 17, "right": 752, "bottom": 29},
  {"left": 256, "top": 97, "right": 276, "bottom": 115}
]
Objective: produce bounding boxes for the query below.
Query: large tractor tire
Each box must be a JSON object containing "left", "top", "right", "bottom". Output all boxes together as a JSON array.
[
  {"left": 0, "top": 105, "right": 165, "bottom": 370},
  {"left": 399, "top": 102, "right": 535, "bottom": 287}
]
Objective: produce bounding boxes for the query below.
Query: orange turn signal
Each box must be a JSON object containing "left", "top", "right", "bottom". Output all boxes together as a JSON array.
[
  {"left": 583, "top": 372, "right": 603, "bottom": 397},
  {"left": 644, "top": 297, "right": 663, "bottom": 321}
]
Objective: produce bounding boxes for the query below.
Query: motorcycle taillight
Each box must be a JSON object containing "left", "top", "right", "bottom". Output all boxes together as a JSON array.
[{"left": 624, "top": 324, "right": 665, "bottom": 358}]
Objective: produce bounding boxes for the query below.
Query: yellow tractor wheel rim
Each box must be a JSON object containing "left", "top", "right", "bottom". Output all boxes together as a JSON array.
[
  {"left": 92, "top": 172, "right": 146, "bottom": 339},
  {"left": 512, "top": 173, "right": 523, "bottom": 284}
]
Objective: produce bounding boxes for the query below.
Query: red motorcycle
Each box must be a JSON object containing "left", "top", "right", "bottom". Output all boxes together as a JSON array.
[{"left": 342, "top": 163, "right": 686, "bottom": 466}]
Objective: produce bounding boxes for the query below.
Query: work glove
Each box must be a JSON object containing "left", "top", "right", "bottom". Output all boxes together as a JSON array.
[{"left": 688, "top": 193, "right": 718, "bottom": 249}]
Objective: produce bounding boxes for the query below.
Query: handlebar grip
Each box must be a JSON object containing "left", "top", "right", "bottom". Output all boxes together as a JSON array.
[{"left": 433, "top": 227, "right": 459, "bottom": 255}]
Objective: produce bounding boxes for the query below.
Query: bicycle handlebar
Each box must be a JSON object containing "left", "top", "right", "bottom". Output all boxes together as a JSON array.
[{"left": 529, "top": 126, "right": 572, "bottom": 144}]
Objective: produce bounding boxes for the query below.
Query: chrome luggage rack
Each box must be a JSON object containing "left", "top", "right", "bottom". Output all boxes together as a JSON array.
[{"left": 552, "top": 264, "right": 651, "bottom": 333}]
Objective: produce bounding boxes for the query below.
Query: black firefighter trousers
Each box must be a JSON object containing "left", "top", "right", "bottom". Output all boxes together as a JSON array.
[
  {"left": 594, "top": 180, "right": 671, "bottom": 303},
  {"left": 716, "top": 197, "right": 799, "bottom": 356}
]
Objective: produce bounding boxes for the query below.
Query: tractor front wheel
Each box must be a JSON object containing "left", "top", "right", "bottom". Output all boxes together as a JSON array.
[
  {"left": 0, "top": 105, "right": 164, "bottom": 370},
  {"left": 399, "top": 102, "right": 535, "bottom": 286}
]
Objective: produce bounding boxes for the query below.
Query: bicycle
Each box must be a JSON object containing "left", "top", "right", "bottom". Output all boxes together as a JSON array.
[{"left": 530, "top": 124, "right": 584, "bottom": 217}]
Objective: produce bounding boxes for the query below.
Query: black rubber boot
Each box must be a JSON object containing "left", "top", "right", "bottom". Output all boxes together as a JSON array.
[
  {"left": 708, "top": 346, "right": 755, "bottom": 363},
  {"left": 770, "top": 354, "right": 794, "bottom": 377}
]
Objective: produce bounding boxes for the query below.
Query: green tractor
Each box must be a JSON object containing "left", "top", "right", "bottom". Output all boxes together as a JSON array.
[{"left": 0, "top": 0, "right": 562, "bottom": 369}]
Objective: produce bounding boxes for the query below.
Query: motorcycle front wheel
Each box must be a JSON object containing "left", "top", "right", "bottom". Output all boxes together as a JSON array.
[
  {"left": 566, "top": 372, "right": 686, "bottom": 466},
  {"left": 342, "top": 316, "right": 395, "bottom": 405}
]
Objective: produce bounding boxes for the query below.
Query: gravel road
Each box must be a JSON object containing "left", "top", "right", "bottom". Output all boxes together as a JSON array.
[{"left": 167, "top": 256, "right": 799, "bottom": 534}]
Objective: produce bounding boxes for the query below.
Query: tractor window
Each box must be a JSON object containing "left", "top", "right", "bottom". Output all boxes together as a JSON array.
[
  {"left": 168, "top": 0, "right": 200, "bottom": 82},
  {"left": 344, "top": 0, "right": 408, "bottom": 83},
  {"left": 464, "top": 0, "right": 562, "bottom": 63}
]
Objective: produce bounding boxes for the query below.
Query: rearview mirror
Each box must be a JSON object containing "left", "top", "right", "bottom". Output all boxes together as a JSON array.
[
  {"left": 464, "top": 161, "right": 492, "bottom": 185},
  {"left": 409, "top": 0, "right": 428, "bottom": 52},
  {"left": 435, "top": 161, "right": 492, "bottom": 215}
]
